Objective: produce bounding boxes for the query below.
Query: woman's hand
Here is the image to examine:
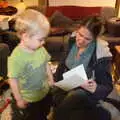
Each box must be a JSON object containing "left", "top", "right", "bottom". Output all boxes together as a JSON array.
[
  {"left": 80, "top": 79, "right": 97, "bottom": 93},
  {"left": 16, "top": 99, "right": 28, "bottom": 109}
]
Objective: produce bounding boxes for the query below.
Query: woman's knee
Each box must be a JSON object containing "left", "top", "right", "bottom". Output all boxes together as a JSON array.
[{"left": 56, "top": 89, "right": 89, "bottom": 110}]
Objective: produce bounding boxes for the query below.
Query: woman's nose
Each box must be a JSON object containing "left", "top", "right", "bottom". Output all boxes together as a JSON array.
[{"left": 77, "top": 37, "right": 84, "bottom": 43}]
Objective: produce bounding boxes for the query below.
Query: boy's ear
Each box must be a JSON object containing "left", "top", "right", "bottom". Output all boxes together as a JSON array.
[{"left": 21, "top": 32, "right": 29, "bottom": 40}]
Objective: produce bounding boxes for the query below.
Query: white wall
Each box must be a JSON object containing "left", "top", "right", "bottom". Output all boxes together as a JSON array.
[
  {"left": 8, "top": 0, "right": 38, "bottom": 7},
  {"left": 49, "top": 0, "right": 116, "bottom": 7},
  {"left": 8, "top": 0, "right": 116, "bottom": 7}
]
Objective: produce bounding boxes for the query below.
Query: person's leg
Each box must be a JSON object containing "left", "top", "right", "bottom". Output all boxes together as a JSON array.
[
  {"left": 54, "top": 89, "right": 92, "bottom": 120},
  {"left": 11, "top": 97, "right": 30, "bottom": 120},
  {"left": 11, "top": 92, "right": 52, "bottom": 120},
  {"left": 11, "top": 94, "right": 42, "bottom": 120},
  {"left": 31, "top": 92, "right": 53, "bottom": 120},
  {"left": 96, "top": 106, "right": 111, "bottom": 120}
]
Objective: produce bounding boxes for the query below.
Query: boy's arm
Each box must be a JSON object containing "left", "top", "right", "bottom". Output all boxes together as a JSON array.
[
  {"left": 46, "top": 63, "right": 54, "bottom": 86},
  {"left": 8, "top": 78, "right": 28, "bottom": 108},
  {"left": 9, "top": 78, "right": 22, "bottom": 101}
]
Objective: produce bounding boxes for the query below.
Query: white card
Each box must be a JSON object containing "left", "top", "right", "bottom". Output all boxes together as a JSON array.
[{"left": 54, "top": 64, "right": 88, "bottom": 91}]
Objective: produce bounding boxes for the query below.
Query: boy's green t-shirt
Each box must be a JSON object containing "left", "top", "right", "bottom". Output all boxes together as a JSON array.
[{"left": 8, "top": 46, "right": 51, "bottom": 102}]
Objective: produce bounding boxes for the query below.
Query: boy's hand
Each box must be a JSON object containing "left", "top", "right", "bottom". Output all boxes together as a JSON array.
[
  {"left": 80, "top": 79, "right": 97, "bottom": 93},
  {"left": 16, "top": 99, "right": 28, "bottom": 109},
  {"left": 48, "top": 80, "right": 55, "bottom": 87}
]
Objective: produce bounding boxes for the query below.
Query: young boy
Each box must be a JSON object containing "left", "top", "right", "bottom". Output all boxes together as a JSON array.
[{"left": 8, "top": 9, "right": 54, "bottom": 120}]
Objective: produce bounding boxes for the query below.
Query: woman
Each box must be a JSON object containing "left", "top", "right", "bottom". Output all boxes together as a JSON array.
[{"left": 52, "top": 16, "right": 113, "bottom": 120}]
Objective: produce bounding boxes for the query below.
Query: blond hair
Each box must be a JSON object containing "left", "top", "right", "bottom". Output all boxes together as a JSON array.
[{"left": 15, "top": 9, "right": 50, "bottom": 38}]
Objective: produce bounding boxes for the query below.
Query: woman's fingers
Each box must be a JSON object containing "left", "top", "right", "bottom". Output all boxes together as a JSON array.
[{"left": 80, "top": 80, "right": 97, "bottom": 93}]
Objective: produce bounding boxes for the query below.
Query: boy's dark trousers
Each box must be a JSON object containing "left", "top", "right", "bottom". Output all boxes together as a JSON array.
[{"left": 11, "top": 93, "right": 52, "bottom": 120}]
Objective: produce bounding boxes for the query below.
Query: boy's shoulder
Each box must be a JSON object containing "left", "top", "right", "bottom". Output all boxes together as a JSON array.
[
  {"left": 10, "top": 46, "right": 22, "bottom": 58},
  {"left": 8, "top": 46, "right": 23, "bottom": 65},
  {"left": 10, "top": 46, "right": 49, "bottom": 59},
  {"left": 39, "top": 46, "right": 47, "bottom": 51},
  {"left": 36, "top": 46, "right": 48, "bottom": 54},
  {"left": 9, "top": 46, "right": 29, "bottom": 62}
]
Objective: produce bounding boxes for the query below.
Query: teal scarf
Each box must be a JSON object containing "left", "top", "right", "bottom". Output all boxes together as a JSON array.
[{"left": 65, "top": 41, "right": 96, "bottom": 70}]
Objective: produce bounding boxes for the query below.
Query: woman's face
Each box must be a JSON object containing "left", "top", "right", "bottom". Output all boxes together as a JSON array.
[{"left": 76, "top": 26, "right": 93, "bottom": 48}]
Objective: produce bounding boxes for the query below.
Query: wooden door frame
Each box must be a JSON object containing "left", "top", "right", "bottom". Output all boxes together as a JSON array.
[
  {"left": 115, "top": 0, "right": 120, "bottom": 16},
  {"left": 46, "top": 0, "right": 49, "bottom": 6},
  {"left": 38, "top": 0, "right": 49, "bottom": 6}
]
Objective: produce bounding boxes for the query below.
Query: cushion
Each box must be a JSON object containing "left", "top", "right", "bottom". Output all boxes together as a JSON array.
[
  {"left": 0, "top": 6, "right": 17, "bottom": 15},
  {"left": 26, "top": 6, "right": 45, "bottom": 14},
  {"left": 50, "top": 10, "right": 74, "bottom": 28},
  {"left": 46, "top": 6, "right": 101, "bottom": 20},
  {"left": 100, "top": 7, "right": 115, "bottom": 21}
]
